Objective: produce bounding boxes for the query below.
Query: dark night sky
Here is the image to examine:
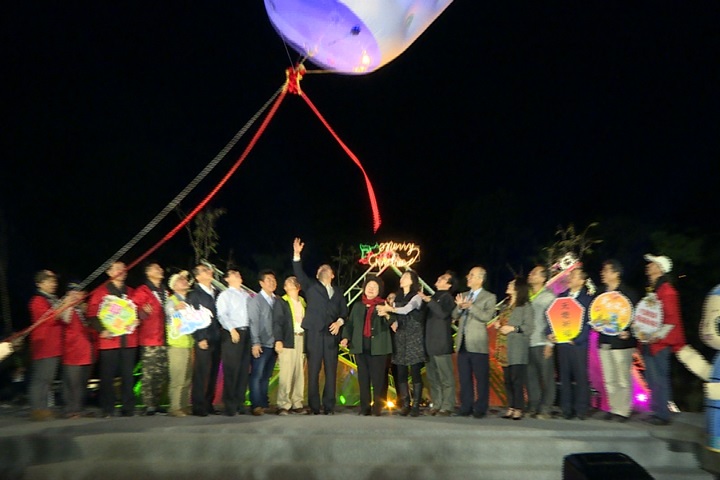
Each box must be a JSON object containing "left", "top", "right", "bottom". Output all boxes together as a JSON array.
[{"left": 2, "top": 2, "right": 720, "bottom": 322}]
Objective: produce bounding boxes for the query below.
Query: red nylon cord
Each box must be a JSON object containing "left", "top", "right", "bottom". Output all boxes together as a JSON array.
[
  {"left": 5, "top": 67, "right": 382, "bottom": 343},
  {"left": 299, "top": 91, "right": 382, "bottom": 233},
  {"left": 3, "top": 87, "right": 289, "bottom": 343}
]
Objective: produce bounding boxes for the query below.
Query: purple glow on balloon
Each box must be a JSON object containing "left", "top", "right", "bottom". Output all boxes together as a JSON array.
[
  {"left": 264, "top": 0, "right": 453, "bottom": 74},
  {"left": 265, "top": 0, "right": 381, "bottom": 73}
]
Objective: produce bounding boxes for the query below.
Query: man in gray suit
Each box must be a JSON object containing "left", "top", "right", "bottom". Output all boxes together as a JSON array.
[
  {"left": 452, "top": 266, "right": 497, "bottom": 418},
  {"left": 248, "top": 269, "right": 279, "bottom": 416}
]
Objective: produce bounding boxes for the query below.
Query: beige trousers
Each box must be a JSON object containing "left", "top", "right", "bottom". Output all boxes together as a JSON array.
[
  {"left": 168, "top": 347, "right": 192, "bottom": 412},
  {"left": 599, "top": 345, "right": 634, "bottom": 417},
  {"left": 276, "top": 334, "right": 305, "bottom": 410}
]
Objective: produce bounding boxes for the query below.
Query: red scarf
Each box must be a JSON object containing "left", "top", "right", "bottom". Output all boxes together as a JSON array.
[{"left": 362, "top": 295, "right": 386, "bottom": 338}]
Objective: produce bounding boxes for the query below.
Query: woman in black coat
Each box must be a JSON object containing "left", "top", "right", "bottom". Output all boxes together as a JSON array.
[{"left": 378, "top": 271, "right": 425, "bottom": 416}]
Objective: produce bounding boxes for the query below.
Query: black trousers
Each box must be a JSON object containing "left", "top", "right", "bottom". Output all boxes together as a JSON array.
[
  {"left": 503, "top": 364, "right": 527, "bottom": 410},
  {"left": 221, "top": 329, "right": 251, "bottom": 413},
  {"left": 99, "top": 347, "right": 137, "bottom": 415},
  {"left": 356, "top": 352, "right": 389, "bottom": 412},
  {"left": 457, "top": 345, "right": 489, "bottom": 415},
  {"left": 192, "top": 340, "right": 220, "bottom": 414},
  {"left": 557, "top": 344, "right": 589, "bottom": 417},
  {"left": 305, "top": 330, "right": 338, "bottom": 413}
]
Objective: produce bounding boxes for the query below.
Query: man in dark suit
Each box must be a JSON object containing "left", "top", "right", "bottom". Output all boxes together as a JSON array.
[
  {"left": 549, "top": 266, "right": 593, "bottom": 420},
  {"left": 452, "top": 266, "right": 497, "bottom": 418},
  {"left": 292, "top": 238, "right": 348, "bottom": 415},
  {"left": 419, "top": 271, "right": 458, "bottom": 416},
  {"left": 187, "top": 263, "right": 221, "bottom": 416}
]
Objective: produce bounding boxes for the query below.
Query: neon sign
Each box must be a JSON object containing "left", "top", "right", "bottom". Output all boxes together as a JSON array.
[{"left": 359, "top": 242, "right": 421, "bottom": 269}]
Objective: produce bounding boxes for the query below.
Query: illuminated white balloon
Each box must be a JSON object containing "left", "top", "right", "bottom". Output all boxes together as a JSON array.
[{"left": 264, "top": 0, "right": 453, "bottom": 74}]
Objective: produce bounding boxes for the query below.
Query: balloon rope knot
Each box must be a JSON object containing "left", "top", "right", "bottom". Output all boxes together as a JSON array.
[{"left": 285, "top": 64, "right": 306, "bottom": 95}]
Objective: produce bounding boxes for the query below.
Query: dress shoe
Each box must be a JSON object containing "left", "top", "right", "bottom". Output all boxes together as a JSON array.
[
  {"left": 644, "top": 416, "right": 670, "bottom": 426},
  {"left": 452, "top": 411, "right": 471, "bottom": 417},
  {"left": 310, "top": 409, "right": 321, "bottom": 415},
  {"left": 277, "top": 409, "right": 289, "bottom": 416},
  {"left": 291, "top": 408, "right": 306, "bottom": 414},
  {"left": 252, "top": 407, "right": 265, "bottom": 416},
  {"left": 358, "top": 408, "right": 371, "bottom": 416}
]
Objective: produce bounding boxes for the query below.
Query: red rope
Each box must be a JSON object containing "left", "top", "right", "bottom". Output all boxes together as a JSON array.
[
  {"left": 3, "top": 87, "right": 289, "bottom": 344},
  {"left": 124, "top": 87, "right": 288, "bottom": 272},
  {"left": 5, "top": 67, "right": 382, "bottom": 345},
  {"left": 298, "top": 90, "right": 382, "bottom": 233}
]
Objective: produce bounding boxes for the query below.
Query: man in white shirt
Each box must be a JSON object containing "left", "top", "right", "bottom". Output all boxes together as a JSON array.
[{"left": 216, "top": 267, "right": 252, "bottom": 416}]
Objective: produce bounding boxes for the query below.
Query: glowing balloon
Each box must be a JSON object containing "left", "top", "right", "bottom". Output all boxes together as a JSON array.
[{"left": 264, "top": 0, "right": 453, "bottom": 74}]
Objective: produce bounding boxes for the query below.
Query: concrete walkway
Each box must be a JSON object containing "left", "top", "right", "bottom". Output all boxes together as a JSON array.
[{"left": 0, "top": 405, "right": 715, "bottom": 480}]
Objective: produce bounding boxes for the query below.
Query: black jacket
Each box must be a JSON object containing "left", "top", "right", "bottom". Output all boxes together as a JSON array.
[
  {"left": 186, "top": 284, "right": 220, "bottom": 344},
  {"left": 424, "top": 290, "right": 455, "bottom": 356},
  {"left": 293, "top": 260, "right": 348, "bottom": 335},
  {"left": 273, "top": 297, "right": 297, "bottom": 349}
]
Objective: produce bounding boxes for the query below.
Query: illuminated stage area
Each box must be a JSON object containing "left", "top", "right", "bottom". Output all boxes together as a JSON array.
[{"left": 0, "top": 407, "right": 713, "bottom": 479}]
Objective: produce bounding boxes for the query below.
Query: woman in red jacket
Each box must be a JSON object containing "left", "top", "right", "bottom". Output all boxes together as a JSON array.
[
  {"left": 61, "top": 283, "right": 95, "bottom": 418},
  {"left": 28, "top": 270, "right": 63, "bottom": 421}
]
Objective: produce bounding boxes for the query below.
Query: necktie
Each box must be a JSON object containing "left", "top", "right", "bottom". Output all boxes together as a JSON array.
[{"left": 462, "top": 291, "right": 475, "bottom": 336}]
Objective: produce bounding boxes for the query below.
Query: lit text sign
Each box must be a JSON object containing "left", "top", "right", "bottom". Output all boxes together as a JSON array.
[{"left": 359, "top": 242, "right": 421, "bottom": 269}]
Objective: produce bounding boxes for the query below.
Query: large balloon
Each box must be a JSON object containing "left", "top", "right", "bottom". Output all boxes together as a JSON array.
[{"left": 264, "top": 0, "right": 453, "bottom": 74}]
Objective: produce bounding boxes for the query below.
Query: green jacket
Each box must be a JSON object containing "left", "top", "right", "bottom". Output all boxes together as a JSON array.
[{"left": 343, "top": 301, "right": 393, "bottom": 355}]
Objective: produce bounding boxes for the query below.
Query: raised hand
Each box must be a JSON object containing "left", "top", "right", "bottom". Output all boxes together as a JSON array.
[{"left": 293, "top": 237, "right": 305, "bottom": 256}]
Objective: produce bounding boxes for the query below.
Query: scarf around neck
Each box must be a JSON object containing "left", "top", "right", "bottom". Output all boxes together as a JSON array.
[{"left": 362, "top": 294, "right": 386, "bottom": 338}]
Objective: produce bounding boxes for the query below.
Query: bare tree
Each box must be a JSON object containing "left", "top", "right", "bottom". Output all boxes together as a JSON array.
[
  {"left": 177, "top": 206, "right": 227, "bottom": 264},
  {"left": 331, "top": 243, "right": 361, "bottom": 292},
  {"left": 543, "top": 222, "right": 602, "bottom": 268}
]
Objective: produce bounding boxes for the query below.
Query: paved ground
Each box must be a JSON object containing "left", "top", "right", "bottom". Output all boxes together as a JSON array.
[{"left": 0, "top": 402, "right": 717, "bottom": 479}]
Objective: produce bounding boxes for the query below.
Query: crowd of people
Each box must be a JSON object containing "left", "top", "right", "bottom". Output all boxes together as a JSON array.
[{"left": 8, "top": 239, "right": 688, "bottom": 426}]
